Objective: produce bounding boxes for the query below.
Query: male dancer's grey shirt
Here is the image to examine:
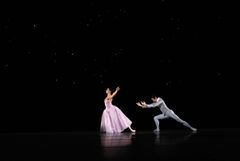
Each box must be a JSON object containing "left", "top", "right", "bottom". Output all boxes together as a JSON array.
[{"left": 146, "top": 97, "right": 171, "bottom": 115}]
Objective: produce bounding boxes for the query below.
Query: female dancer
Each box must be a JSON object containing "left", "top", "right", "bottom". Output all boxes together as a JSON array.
[{"left": 100, "top": 86, "right": 135, "bottom": 133}]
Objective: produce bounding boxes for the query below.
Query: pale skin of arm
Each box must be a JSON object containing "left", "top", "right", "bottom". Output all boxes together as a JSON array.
[{"left": 106, "top": 86, "right": 120, "bottom": 100}]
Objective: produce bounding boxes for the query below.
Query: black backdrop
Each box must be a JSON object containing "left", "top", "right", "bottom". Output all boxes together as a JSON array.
[{"left": 0, "top": 1, "right": 238, "bottom": 132}]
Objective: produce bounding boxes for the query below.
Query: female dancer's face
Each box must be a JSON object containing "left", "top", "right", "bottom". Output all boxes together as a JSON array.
[{"left": 106, "top": 88, "right": 111, "bottom": 94}]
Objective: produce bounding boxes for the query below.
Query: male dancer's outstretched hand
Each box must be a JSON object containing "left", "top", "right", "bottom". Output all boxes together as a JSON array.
[
  {"left": 141, "top": 101, "right": 147, "bottom": 106},
  {"left": 136, "top": 102, "right": 142, "bottom": 107},
  {"left": 136, "top": 102, "right": 147, "bottom": 108}
]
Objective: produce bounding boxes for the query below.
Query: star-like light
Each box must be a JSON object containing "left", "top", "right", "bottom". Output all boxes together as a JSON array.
[{"left": 4, "top": 64, "right": 9, "bottom": 68}]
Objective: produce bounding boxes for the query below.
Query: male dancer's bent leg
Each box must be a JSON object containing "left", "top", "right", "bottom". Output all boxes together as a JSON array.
[{"left": 153, "top": 114, "right": 168, "bottom": 132}]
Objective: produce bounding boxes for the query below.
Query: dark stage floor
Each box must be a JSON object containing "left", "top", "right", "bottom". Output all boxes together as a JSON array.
[{"left": 1, "top": 128, "right": 240, "bottom": 161}]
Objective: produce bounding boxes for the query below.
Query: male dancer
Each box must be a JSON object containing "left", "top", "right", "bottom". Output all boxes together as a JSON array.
[{"left": 136, "top": 95, "right": 197, "bottom": 132}]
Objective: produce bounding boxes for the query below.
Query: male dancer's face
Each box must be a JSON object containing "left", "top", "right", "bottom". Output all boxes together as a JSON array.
[{"left": 151, "top": 97, "right": 158, "bottom": 102}]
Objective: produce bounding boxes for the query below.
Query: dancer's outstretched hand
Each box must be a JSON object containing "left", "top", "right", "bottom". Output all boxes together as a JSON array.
[
  {"left": 116, "top": 86, "right": 120, "bottom": 91},
  {"left": 136, "top": 102, "right": 146, "bottom": 108},
  {"left": 141, "top": 101, "right": 147, "bottom": 106},
  {"left": 136, "top": 102, "right": 142, "bottom": 107}
]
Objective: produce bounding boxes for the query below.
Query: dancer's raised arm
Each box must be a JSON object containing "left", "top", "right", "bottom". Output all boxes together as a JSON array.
[{"left": 110, "top": 86, "right": 120, "bottom": 98}]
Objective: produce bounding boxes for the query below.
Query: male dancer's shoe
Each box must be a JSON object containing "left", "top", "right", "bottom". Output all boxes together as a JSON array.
[
  {"left": 191, "top": 128, "right": 197, "bottom": 133},
  {"left": 153, "top": 128, "right": 160, "bottom": 132}
]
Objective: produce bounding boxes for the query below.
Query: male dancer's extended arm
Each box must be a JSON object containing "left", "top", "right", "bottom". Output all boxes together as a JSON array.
[
  {"left": 137, "top": 100, "right": 162, "bottom": 108},
  {"left": 145, "top": 100, "right": 162, "bottom": 108}
]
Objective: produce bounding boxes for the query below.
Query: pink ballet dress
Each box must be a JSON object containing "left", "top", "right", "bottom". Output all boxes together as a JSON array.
[{"left": 100, "top": 99, "right": 132, "bottom": 133}]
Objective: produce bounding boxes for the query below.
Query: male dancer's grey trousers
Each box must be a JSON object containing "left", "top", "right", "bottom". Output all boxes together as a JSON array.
[{"left": 153, "top": 110, "right": 194, "bottom": 130}]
